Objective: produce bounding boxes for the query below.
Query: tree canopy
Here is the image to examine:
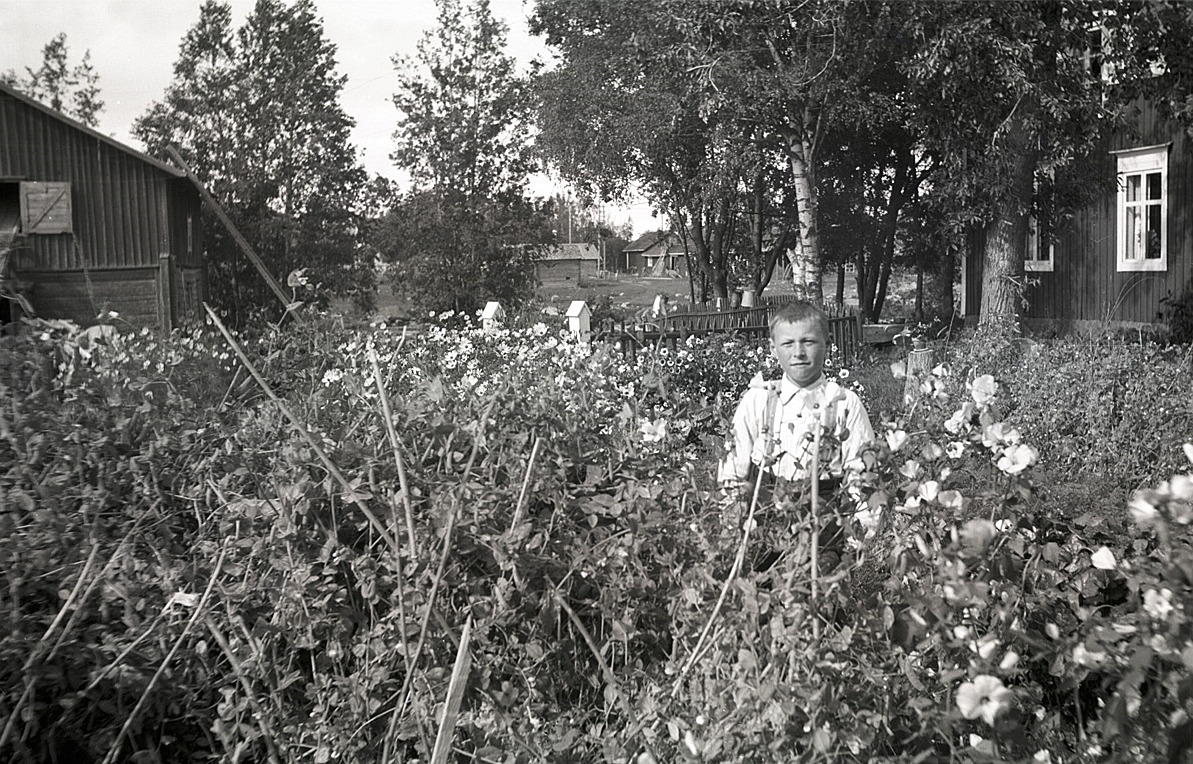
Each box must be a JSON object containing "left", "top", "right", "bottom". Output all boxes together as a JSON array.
[
  {"left": 135, "top": 0, "right": 375, "bottom": 321},
  {"left": 383, "top": 0, "right": 551, "bottom": 316},
  {"left": 2, "top": 33, "right": 103, "bottom": 127}
]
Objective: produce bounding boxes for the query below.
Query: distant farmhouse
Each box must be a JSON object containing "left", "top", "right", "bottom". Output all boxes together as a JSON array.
[
  {"left": 1, "top": 81, "right": 203, "bottom": 329},
  {"left": 964, "top": 98, "right": 1192, "bottom": 332},
  {"left": 622, "top": 230, "right": 689, "bottom": 276},
  {"left": 536, "top": 242, "right": 600, "bottom": 280}
]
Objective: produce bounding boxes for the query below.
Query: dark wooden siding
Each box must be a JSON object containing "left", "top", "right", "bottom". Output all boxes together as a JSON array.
[
  {"left": 1, "top": 85, "right": 204, "bottom": 328},
  {"left": 968, "top": 99, "right": 1192, "bottom": 327},
  {"left": 23, "top": 268, "right": 162, "bottom": 328},
  {"left": 0, "top": 96, "right": 178, "bottom": 271}
]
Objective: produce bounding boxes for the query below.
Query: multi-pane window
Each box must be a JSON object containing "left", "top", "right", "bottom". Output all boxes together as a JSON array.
[{"left": 1115, "top": 144, "right": 1169, "bottom": 271}]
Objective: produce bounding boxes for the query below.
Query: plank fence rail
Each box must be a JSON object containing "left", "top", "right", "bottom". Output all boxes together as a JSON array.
[{"left": 595, "top": 299, "right": 863, "bottom": 366}]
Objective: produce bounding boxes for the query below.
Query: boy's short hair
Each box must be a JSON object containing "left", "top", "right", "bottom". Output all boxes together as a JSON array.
[{"left": 769, "top": 301, "right": 830, "bottom": 340}]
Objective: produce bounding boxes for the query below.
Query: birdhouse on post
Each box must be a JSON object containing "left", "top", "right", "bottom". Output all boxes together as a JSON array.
[
  {"left": 481, "top": 301, "right": 504, "bottom": 333},
  {"left": 566, "top": 300, "right": 591, "bottom": 343}
]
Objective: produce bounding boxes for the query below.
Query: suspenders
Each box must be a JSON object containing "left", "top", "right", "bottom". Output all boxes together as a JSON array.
[{"left": 758, "top": 381, "right": 781, "bottom": 470}]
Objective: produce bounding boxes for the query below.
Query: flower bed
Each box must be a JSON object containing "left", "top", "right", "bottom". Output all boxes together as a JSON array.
[{"left": 1, "top": 315, "right": 1190, "bottom": 763}]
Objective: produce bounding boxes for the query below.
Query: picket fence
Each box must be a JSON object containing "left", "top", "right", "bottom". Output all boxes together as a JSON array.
[{"left": 594, "top": 297, "right": 863, "bottom": 366}]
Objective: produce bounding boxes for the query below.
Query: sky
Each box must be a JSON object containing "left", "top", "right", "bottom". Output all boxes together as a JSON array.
[{"left": 0, "top": 0, "right": 659, "bottom": 234}]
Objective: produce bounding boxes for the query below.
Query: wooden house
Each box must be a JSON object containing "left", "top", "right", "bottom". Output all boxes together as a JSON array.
[
  {"left": 0, "top": 82, "right": 203, "bottom": 330},
  {"left": 536, "top": 242, "right": 600, "bottom": 280},
  {"left": 622, "top": 230, "right": 689, "bottom": 276},
  {"left": 963, "top": 99, "right": 1192, "bottom": 333}
]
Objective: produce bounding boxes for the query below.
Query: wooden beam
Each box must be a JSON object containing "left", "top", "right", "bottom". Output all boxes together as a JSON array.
[{"left": 165, "top": 146, "right": 294, "bottom": 315}]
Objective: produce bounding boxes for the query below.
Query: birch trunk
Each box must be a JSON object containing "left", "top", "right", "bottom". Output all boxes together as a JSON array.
[{"left": 785, "top": 131, "right": 823, "bottom": 303}]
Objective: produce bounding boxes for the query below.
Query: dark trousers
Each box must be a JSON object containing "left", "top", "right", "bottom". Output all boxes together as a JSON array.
[{"left": 748, "top": 472, "right": 844, "bottom": 573}]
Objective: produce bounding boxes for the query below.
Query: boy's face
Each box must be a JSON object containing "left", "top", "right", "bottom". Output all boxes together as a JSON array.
[{"left": 771, "top": 318, "right": 827, "bottom": 388}]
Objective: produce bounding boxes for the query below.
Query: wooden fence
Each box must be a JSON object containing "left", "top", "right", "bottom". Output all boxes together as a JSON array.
[{"left": 595, "top": 301, "right": 863, "bottom": 366}]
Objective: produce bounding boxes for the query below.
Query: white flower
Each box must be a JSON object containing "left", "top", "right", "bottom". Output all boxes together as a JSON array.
[
  {"left": 918, "top": 481, "right": 941, "bottom": 502},
  {"left": 639, "top": 418, "right": 668, "bottom": 443},
  {"left": 982, "top": 423, "right": 1022, "bottom": 449},
  {"left": 899, "top": 459, "right": 922, "bottom": 479},
  {"left": 969, "top": 375, "right": 998, "bottom": 406},
  {"left": 886, "top": 429, "right": 909, "bottom": 452},
  {"left": 945, "top": 403, "right": 975, "bottom": 435},
  {"left": 956, "top": 675, "right": 1013, "bottom": 725},
  {"left": 1090, "top": 546, "right": 1117, "bottom": 570},
  {"left": 1184, "top": 443, "right": 1193, "bottom": 465},
  {"left": 959, "top": 519, "right": 997, "bottom": 549},
  {"left": 997, "top": 444, "right": 1038, "bottom": 475},
  {"left": 938, "top": 490, "right": 964, "bottom": 510},
  {"left": 946, "top": 441, "right": 967, "bottom": 458},
  {"left": 921, "top": 443, "right": 944, "bottom": 461},
  {"left": 1143, "top": 588, "right": 1174, "bottom": 621},
  {"left": 1171, "top": 474, "right": 1193, "bottom": 502},
  {"left": 999, "top": 650, "right": 1020, "bottom": 671},
  {"left": 1128, "top": 492, "right": 1160, "bottom": 527}
]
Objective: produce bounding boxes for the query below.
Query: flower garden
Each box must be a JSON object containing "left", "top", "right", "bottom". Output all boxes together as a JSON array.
[{"left": 2, "top": 310, "right": 1192, "bottom": 763}]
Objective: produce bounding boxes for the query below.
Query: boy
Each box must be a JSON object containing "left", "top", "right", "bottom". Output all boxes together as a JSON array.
[{"left": 719, "top": 301, "right": 875, "bottom": 496}]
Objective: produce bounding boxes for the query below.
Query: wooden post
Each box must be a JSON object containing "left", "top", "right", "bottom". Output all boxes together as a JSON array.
[
  {"left": 164, "top": 146, "right": 294, "bottom": 316},
  {"left": 158, "top": 252, "right": 174, "bottom": 332}
]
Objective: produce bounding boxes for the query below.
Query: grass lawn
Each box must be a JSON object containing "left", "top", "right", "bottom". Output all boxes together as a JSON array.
[{"left": 365, "top": 270, "right": 866, "bottom": 322}]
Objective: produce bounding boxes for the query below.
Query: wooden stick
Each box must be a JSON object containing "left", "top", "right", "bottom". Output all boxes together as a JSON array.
[
  {"left": 550, "top": 583, "right": 659, "bottom": 762},
  {"left": 509, "top": 436, "right": 543, "bottom": 535},
  {"left": 368, "top": 350, "right": 417, "bottom": 555},
  {"left": 205, "top": 304, "right": 398, "bottom": 555},
  {"left": 429, "top": 618, "right": 473, "bottom": 764},
  {"left": 166, "top": 147, "right": 294, "bottom": 315},
  {"left": 204, "top": 615, "right": 283, "bottom": 764},
  {"left": 810, "top": 421, "right": 821, "bottom": 643}
]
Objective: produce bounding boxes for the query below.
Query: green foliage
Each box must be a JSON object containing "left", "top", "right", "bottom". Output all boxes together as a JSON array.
[
  {"left": 1161, "top": 279, "right": 1193, "bottom": 345},
  {"left": 944, "top": 333, "right": 1193, "bottom": 490},
  {"left": 385, "top": 0, "right": 549, "bottom": 315},
  {"left": 2, "top": 32, "right": 103, "bottom": 126},
  {"left": 3, "top": 318, "right": 1192, "bottom": 763},
  {"left": 134, "top": 0, "right": 376, "bottom": 322}
]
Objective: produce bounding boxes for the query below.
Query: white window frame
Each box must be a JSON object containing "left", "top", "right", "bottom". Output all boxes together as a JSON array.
[
  {"left": 1114, "top": 143, "right": 1169, "bottom": 272},
  {"left": 1025, "top": 215, "right": 1054, "bottom": 272}
]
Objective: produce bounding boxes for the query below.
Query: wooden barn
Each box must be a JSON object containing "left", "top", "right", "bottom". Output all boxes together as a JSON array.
[
  {"left": 963, "top": 99, "right": 1193, "bottom": 333},
  {"left": 0, "top": 82, "right": 203, "bottom": 330},
  {"left": 536, "top": 242, "right": 600, "bottom": 280}
]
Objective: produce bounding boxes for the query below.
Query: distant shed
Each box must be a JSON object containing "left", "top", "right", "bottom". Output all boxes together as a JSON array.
[
  {"left": 536, "top": 242, "right": 600, "bottom": 280},
  {"left": 0, "top": 81, "right": 203, "bottom": 330}
]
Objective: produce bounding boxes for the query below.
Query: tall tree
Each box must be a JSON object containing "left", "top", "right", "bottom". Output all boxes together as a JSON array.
[
  {"left": 386, "top": 0, "right": 550, "bottom": 315},
  {"left": 903, "top": 2, "right": 1117, "bottom": 335},
  {"left": 135, "top": 0, "right": 374, "bottom": 320},
  {"left": 2, "top": 33, "right": 103, "bottom": 127}
]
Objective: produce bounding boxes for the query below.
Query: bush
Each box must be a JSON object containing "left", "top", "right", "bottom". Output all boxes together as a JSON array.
[{"left": 1160, "top": 278, "right": 1193, "bottom": 344}]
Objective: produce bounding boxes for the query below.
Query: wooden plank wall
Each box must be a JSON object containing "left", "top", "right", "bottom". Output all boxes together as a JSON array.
[
  {"left": 969, "top": 99, "right": 1192, "bottom": 327},
  {"left": 23, "top": 268, "right": 161, "bottom": 328}
]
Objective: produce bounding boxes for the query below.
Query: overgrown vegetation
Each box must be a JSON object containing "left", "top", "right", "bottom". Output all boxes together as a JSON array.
[{"left": 2, "top": 314, "right": 1191, "bottom": 763}]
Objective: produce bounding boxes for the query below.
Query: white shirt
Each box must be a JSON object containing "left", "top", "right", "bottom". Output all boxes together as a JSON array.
[{"left": 718, "top": 374, "right": 876, "bottom": 486}]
